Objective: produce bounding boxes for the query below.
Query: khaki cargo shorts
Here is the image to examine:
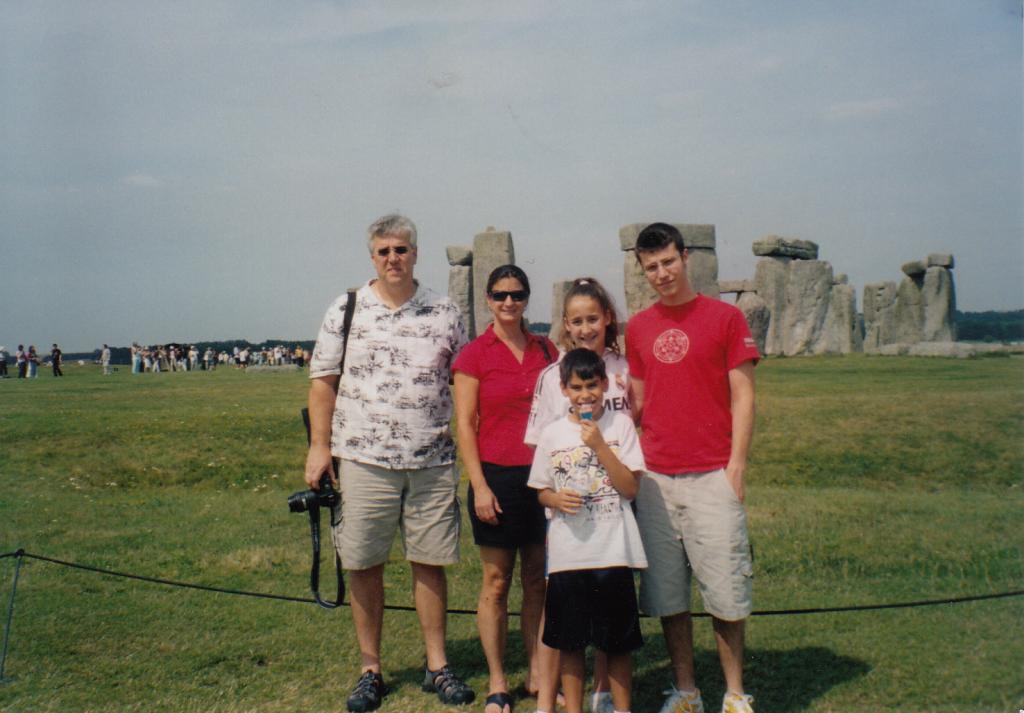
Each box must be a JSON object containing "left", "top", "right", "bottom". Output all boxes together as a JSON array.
[
  {"left": 331, "top": 459, "right": 461, "bottom": 570},
  {"left": 636, "top": 468, "right": 753, "bottom": 621}
]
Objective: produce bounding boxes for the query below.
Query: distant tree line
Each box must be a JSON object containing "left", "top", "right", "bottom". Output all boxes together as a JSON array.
[{"left": 955, "top": 310, "right": 1024, "bottom": 342}]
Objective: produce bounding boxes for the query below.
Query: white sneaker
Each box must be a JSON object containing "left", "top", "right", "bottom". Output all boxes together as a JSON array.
[
  {"left": 721, "top": 692, "right": 754, "bottom": 713},
  {"left": 590, "top": 690, "right": 614, "bottom": 713},
  {"left": 658, "top": 685, "right": 704, "bottom": 713}
]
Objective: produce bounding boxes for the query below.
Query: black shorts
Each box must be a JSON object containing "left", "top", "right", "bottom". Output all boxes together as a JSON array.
[
  {"left": 542, "top": 567, "right": 643, "bottom": 654},
  {"left": 467, "top": 463, "right": 547, "bottom": 549}
]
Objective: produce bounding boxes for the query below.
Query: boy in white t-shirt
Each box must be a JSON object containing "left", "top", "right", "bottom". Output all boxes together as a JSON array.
[{"left": 528, "top": 348, "right": 646, "bottom": 713}]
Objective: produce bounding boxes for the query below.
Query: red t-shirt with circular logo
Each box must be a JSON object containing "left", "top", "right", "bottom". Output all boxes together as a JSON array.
[{"left": 625, "top": 295, "right": 760, "bottom": 474}]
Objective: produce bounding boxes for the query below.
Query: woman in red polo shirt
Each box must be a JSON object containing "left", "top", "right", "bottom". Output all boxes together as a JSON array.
[{"left": 453, "top": 264, "right": 556, "bottom": 713}]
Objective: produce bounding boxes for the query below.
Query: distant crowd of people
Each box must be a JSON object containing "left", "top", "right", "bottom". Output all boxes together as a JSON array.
[
  {"left": 127, "top": 343, "right": 306, "bottom": 373},
  {"left": 0, "top": 343, "right": 308, "bottom": 378},
  {"left": 0, "top": 344, "right": 65, "bottom": 378}
]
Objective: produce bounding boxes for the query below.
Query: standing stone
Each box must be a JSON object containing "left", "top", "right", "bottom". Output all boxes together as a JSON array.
[
  {"left": 623, "top": 255, "right": 658, "bottom": 317},
  {"left": 753, "top": 256, "right": 791, "bottom": 355},
  {"left": 862, "top": 282, "right": 897, "bottom": 351},
  {"left": 782, "top": 260, "right": 833, "bottom": 356},
  {"left": 921, "top": 266, "right": 956, "bottom": 341},
  {"left": 815, "top": 283, "right": 858, "bottom": 354},
  {"left": 736, "top": 292, "right": 770, "bottom": 355},
  {"left": 472, "top": 228, "right": 515, "bottom": 334},
  {"left": 549, "top": 280, "right": 574, "bottom": 342},
  {"left": 892, "top": 275, "right": 925, "bottom": 344},
  {"left": 686, "top": 249, "right": 720, "bottom": 300},
  {"left": 448, "top": 265, "right": 474, "bottom": 339}
]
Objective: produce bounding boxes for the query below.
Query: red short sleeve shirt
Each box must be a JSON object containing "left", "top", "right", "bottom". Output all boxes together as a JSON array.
[
  {"left": 453, "top": 325, "right": 557, "bottom": 466},
  {"left": 626, "top": 295, "right": 759, "bottom": 474}
]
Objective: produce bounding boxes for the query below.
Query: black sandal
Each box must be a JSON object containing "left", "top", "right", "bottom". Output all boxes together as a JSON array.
[
  {"left": 484, "top": 691, "right": 514, "bottom": 713},
  {"left": 421, "top": 664, "right": 476, "bottom": 705}
]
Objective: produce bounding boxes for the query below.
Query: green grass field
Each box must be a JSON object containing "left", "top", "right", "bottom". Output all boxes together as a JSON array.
[{"left": 1, "top": 356, "right": 1022, "bottom": 712}]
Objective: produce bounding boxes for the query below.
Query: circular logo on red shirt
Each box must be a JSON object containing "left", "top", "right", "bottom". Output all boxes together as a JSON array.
[{"left": 653, "top": 329, "right": 689, "bottom": 363}]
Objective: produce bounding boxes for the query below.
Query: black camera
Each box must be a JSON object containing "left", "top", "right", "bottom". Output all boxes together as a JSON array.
[{"left": 287, "top": 474, "right": 339, "bottom": 513}]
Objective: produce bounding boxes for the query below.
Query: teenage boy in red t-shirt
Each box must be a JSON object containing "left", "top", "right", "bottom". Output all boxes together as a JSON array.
[{"left": 625, "top": 223, "right": 759, "bottom": 713}]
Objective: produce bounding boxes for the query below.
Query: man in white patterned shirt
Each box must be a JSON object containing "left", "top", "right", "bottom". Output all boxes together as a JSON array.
[{"left": 305, "top": 214, "right": 473, "bottom": 712}]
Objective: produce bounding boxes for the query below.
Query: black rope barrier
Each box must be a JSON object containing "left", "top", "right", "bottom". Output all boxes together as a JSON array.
[{"left": 1, "top": 549, "right": 1021, "bottom": 618}]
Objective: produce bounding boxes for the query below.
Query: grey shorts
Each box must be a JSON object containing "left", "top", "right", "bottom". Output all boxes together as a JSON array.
[
  {"left": 330, "top": 459, "right": 461, "bottom": 570},
  {"left": 636, "top": 468, "right": 753, "bottom": 621}
]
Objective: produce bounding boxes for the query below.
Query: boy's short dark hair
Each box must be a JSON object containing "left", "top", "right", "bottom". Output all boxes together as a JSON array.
[
  {"left": 635, "top": 222, "right": 686, "bottom": 257},
  {"left": 559, "top": 348, "right": 607, "bottom": 386}
]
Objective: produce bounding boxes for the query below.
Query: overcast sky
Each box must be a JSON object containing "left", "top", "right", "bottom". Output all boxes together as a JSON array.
[{"left": 2, "top": 1, "right": 1021, "bottom": 351}]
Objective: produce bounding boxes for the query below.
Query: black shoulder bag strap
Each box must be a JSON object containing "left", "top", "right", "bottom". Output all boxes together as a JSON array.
[{"left": 339, "top": 287, "right": 358, "bottom": 371}]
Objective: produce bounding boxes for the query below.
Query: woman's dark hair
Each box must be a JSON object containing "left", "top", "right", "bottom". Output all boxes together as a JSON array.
[
  {"left": 559, "top": 347, "right": 607, "bottom": 386},
  {"left": 557, "top": 277, "right": 621, "bottom": 354},
  {"left": 486, "top": 264, "right": 531, "bottom": 296}
]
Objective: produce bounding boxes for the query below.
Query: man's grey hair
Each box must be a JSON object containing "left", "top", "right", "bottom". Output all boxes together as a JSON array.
[{"left": 367, "top": 213, "right": 418, "bottom": 253}]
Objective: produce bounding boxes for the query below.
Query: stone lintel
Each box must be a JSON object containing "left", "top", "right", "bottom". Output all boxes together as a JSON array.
[
  {"left": 751, "top": 235, "right": 819, "bottom": 260},
  {"left": 445, "top": 246, "right": 472, "bottom": 266},
  {"left": 619, "top": 223, "right": 716, "bottom": 251},
  {"left": 718, "top": 279, "right": 755, "bottom": 294},
  {"left": 927, "top": 253, "right": 955, "bottom": 269},
  {"left": 901, "top": 260, "right": 927, "bottom": 276}
]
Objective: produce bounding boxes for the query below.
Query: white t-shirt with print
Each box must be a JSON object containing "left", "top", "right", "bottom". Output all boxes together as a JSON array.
[
  {"left": 524, "top": 350, "right": 631, "bottom": 446},
  {"left": 528, "top": 410, "right": 647, "bottom": 574}
]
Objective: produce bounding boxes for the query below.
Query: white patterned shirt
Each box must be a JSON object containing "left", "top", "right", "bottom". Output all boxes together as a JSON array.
[{"left": 310, "top": 281, "right": 468, "bottom": 469}]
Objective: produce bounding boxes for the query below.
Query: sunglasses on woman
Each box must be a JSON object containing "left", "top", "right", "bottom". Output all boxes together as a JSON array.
[{"left": 489, "top": 290, "right": 529, "bottom": 302}]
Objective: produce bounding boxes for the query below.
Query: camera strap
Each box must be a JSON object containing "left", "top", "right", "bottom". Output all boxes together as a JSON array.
[{"left": 306, "top": 504, "right": 345, "bottom": 609}]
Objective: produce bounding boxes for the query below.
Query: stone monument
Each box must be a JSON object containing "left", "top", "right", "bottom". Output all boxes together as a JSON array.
[{"left": 864, "top": 253, "right": 956, "bottom": 351}]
